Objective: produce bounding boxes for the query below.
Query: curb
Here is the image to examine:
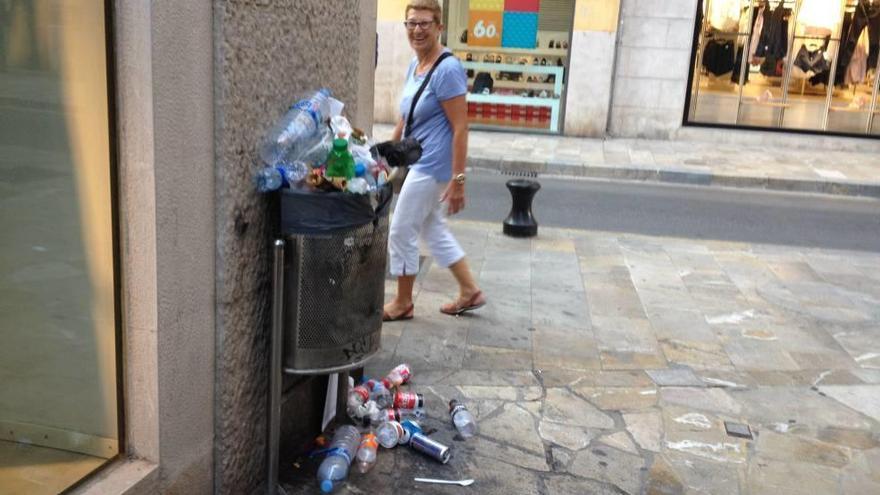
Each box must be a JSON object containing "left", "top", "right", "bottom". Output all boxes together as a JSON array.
[{"left": 468, "top": 156, "right": 880, "bottom": 199}]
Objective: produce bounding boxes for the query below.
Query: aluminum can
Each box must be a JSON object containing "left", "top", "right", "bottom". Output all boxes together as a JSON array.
[{"left": 410, "top": 432, "right": 451, "bottom": 464}]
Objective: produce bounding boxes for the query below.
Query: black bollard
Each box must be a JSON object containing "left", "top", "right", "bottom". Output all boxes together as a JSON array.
[{"left": 503, "top": 179, "right": 541, "bottom": 237}]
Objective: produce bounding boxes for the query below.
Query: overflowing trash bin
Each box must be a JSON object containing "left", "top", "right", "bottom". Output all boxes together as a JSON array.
[
  {"left": 257, "top": 88, "right": 399, "bottom": 374},
  {"left": 258, "top": 89, "right": 474, "bottom": 494},
  {"left": 280, "top": 185, "right": 391, "bottom": 373}
]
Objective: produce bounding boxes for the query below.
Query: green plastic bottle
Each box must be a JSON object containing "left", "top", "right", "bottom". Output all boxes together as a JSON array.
[{"left": 324, "top": 138, "right": 355, "bottom": 180}]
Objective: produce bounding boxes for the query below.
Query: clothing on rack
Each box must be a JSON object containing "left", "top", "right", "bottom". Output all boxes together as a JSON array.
[
  {"left": 793, "top": 44, "right": 831, "bottom": 74},
  {"left": 703, "top": 39, "right": 736, "bottom": 75},
  {"left": 846, "top": 28, "right": 870, "bottom": 84},
  {"left": 730, "top": 4, "right": 766, "bottom": 84},
  {"left": 839, "top": 0, "right": 880, "bottom": 78},
  {"left": 749, "top": 5, "right": 766, "bottom": 63},
  {"left": 754, "top": 1, "right": 790, "bottom": 61}
]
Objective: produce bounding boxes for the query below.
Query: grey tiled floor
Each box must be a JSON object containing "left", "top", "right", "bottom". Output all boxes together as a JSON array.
[{"left": 286, "top": 219, "right": 880, "bottom": 494}]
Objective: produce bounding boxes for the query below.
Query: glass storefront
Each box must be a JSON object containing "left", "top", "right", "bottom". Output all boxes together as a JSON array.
[
  {"left": 1, "top": 0, "right": 120, "bottom": 493},
  {"left": 442, "top": 0, "right": 576, "bottom": 133},
  {"left": 686, "top": 0, "right": 880, "bottom": 136}
]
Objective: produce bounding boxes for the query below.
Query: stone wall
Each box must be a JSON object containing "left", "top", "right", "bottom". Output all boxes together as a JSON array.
[
  {"left": 562, "top": 0, "right": 621, "bottom": 137},
  {"left": 213, "top": 1, "right": 376, "bottom": 493},
  {"left": 608, "top": 0, "right": 697, "bottom": 138}
]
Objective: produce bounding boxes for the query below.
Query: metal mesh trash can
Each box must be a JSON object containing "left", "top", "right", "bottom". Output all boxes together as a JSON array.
[{"left": 279, "top": 184, "right": 391, "bottom": 374}]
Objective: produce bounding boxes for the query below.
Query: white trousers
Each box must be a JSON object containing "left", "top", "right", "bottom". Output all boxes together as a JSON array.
[{"left": 388, "top": 169, "right": 465, "bottom": 277}]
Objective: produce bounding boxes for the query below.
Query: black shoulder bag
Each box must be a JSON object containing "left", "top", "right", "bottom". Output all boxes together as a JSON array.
[{"left": 404, "top": 51, "right": 453, "bottom": 139}]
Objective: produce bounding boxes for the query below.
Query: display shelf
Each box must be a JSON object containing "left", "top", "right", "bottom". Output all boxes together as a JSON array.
[
  {"left": 829, "top": 106, "right": 880, "bottom": 113},
  {"left": 470, "top": 79, "right": 557, "bottom": 91},
  {"left": 466, "top": 93, "right": 561, "bottom": 132},
  {"left": 462, "top": 61, "right": 564, "bottom": 96},
  {"left": 449, "top": 43, "right": 569, "bottom": 57}
]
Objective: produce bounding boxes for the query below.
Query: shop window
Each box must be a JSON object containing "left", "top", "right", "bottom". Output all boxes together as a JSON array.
[
  {"left": 686, "top": 0, "right": 880, "bottom": 137},
  {"left": 0, "top": 0, "right": 121, "bottom": 492},
  {"left": 443, "top": 0, "right": 575, "bottom": 133}
]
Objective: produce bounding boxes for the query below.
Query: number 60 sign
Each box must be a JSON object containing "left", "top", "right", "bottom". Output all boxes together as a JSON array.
[{"left": 468, "top": 11, "right": 503, "bottom": 47}]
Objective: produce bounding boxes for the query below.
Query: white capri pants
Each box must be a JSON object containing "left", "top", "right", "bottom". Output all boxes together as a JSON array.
[{"left": 388, "top": 169, "right": 465, "bottom": 277}]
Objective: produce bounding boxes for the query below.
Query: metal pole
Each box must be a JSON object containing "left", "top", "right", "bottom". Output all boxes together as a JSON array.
[
  {"left": 866, "top": 35, "right": 880, "bottom": 133},
  {"left": 777, "top": 0, "right": 802, "bottom": 126},
  {"left": 735, "top": 0, "right": 757, "bottom": 124},
  {"left": 821, "top": 0, "right": 850, "bottom": 130},
  {"left": 690, "top": 0, "right": 713, "bottom": 120},
  {"left": 268, "top": 239, "right": 285, "bottom": 495}
]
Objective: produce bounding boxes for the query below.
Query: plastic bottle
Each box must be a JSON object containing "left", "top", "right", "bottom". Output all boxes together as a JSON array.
[
  {"left": 260, "top": 89, "right": 332, "bottom": 167},
  {"left": 393, "top": 391, "right": 424, "bottom": 410},
  {"left": 383, "top": 364, "right": 412, "bottom": 389},
  {"left": 346, "top": 382, "right": 371, "bottom": 415},
  {"left": 368, "top": 380, "right": 392, "bottom": 409},
  {"left": 280, "top": 161, "right": 310, "bottom": 188},
  {"left": 324, "top": 138, "right": 356, "bottom": 180},
  {"left": 376, "top": 420, "right": 405, "bottom": 448},
  {"left": 253, "top": 166, "right": 283, "bottom": 192},
  {"left": 355, "top": 432, "right": 379, "bottom": 474},
  {"left": 449, "top": 399, "right": 478, "bottom": 438},
  {"left": 346, "top": 177, "right": 369, "bottom": 194},
  {"left": 316, "top": 425, "right": 360, "bottom": 493}
]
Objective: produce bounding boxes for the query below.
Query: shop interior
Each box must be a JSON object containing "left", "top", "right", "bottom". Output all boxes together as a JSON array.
[
  {"left": 688, "top": 0, "right": 880, "bottom": 136},
  {"left": 442, "top": 0, "right": 575, "bottom": 133}
]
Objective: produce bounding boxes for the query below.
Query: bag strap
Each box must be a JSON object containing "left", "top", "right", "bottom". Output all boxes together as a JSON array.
[{"left": 404, "top": 51, "right": 453, "bottom": 138}]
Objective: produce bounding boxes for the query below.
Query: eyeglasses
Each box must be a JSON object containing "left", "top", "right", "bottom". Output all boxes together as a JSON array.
[{"left": 404, "top": 20, "right": 435, "bottom": 31}]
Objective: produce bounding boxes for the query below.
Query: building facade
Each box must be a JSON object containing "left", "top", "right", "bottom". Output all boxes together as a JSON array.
[
  {"left": 376, "top": 0, "right": 880, "bottom": 142},
  {"left": 0, "top": 1, "right": 376, "bottom": 494}
]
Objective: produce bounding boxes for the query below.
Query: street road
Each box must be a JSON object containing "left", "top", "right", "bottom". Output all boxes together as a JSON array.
[{"left": 457, "top": 170, "right": 880, "bottom": 252}]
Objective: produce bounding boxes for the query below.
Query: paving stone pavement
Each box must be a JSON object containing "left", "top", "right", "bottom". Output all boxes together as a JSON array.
[
  {"left": 283, "top": 220, "right": 880, "bottom": 494},
  {"left": 372, "top": 124, "right": 880, "bottom": 198}
]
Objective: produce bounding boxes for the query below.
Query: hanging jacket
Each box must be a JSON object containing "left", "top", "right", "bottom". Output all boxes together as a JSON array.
[{"left": 755, "top": 3, "right": 789, "bottom": 60}]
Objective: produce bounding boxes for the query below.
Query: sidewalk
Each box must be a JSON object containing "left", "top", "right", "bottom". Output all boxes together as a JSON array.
[
  {"left": 283, "top": 220, "right": 880, "bottom": 494},
  {"left": 372, "top": 124, "right": 880, "bottom": 199}
]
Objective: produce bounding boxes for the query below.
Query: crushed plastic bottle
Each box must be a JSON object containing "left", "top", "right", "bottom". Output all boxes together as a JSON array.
[
  {"left": 330, "top": 115, "right": 353, "bottom": 140},
  {"left": 355, "top": 432, "right": 379, "bottom": 474},
  {"left": 449, "top": 399, "right": 478, "bottom": 438},
  {"left": 383, "top": 364, "right": 412, "bottom": 389},
  {"left": 346, "top": 382, "right": 371, "bottom": 416},
  {"left": 253, "top": 166, "right": 283, "bottom": 193},
  {"left": 346, "top": 177, "right": 369, "bottom": 194},
  {"left": 261, "top": 89, "right": 333, "bottom": 167},
  {"left": 316, "top": 425, "right": 360, "bottom": 493},
  {"left": 368, "top": 380, "right": 392, "bottom": 409},
  {"left": 253, "top": 161, "right": 311, "bottom": 193},
  {"left": 280, "top": 161, "right": 309, "bottom": 188},
  {"left": 376, "top": 420, "right": 405, "bottom": 448}
]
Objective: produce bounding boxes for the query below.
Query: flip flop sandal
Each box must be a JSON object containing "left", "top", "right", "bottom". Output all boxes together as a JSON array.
[
  {"left": 440, "top": 291, "right": 486, "bottom": 316},
  {"left": 383, "top": 304, "right": 414, "bottom": 322}
]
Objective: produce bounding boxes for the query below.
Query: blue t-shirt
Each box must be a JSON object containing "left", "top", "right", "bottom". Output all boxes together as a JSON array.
[{"left": 399, "top": 50, "right": 467, "bottom": 182}]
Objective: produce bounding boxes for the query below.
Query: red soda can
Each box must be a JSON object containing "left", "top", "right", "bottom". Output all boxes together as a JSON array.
[{"left": 393, "top": 391, "right": 424, "bottom": 410}]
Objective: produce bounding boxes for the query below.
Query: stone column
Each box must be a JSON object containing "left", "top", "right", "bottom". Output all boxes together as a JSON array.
[
  {"left": 563, "top": 0, "right": 623, "bottom": 137},
  {"left": 608, "top": 0, "right": 697, "bottom": 139},
  {"left": 213, "top": 1, "right": 377, "bottom": 493}
]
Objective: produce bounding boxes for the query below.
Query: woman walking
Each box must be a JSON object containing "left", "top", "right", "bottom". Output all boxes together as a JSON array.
[{"left": 383, "top": 0, "right": 485, "bottom": 321}]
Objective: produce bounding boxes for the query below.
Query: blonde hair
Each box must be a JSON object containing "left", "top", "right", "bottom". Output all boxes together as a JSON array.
[{"left": 405, "top": 0, "right": 442, "bottom": 24}]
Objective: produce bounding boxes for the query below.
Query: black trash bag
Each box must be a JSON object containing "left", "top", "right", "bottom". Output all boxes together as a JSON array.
[
  {"left": 370, "top": 138, "right": 423, "bottom": 168},
  {"left": 280, "top": 183, "right": 393, "bottom": 235}
]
